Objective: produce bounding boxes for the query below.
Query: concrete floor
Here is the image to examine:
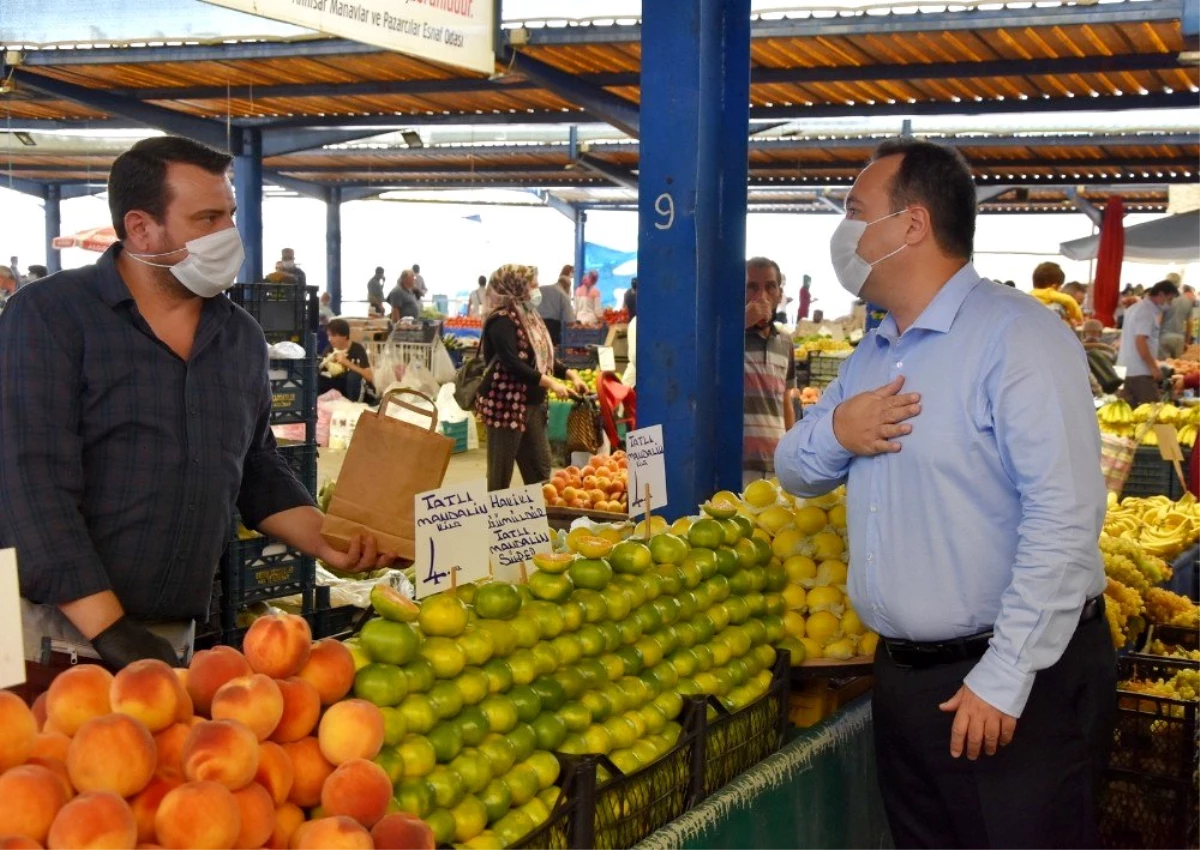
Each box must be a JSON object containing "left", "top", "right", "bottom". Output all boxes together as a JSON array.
[{"left": 317, "top": 445, "right": 522, "bottom": 490}]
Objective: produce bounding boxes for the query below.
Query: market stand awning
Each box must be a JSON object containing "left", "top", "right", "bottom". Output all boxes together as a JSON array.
[
  {"left": 1060, "top": 210, "right": 1200, "bottom": 264},
  {"left": 51, "top": 225, "right": 117, "bottom": 252}
]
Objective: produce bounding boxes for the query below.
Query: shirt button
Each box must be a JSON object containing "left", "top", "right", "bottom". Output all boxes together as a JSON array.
[
  {"left": 870, "top": 505, "right": 877, "bottom": 513},
  {"left": 867, "top": 554, "right": 874, "bottom": 562},
  {"left": 192, "top": 456, "right": 200, "bottom": 465},
  {"left": 188, "top": 504, "right": 196, "bottom": 512},
  {"left": 895, "top": 361, "right": 903, "bottom": 368}
]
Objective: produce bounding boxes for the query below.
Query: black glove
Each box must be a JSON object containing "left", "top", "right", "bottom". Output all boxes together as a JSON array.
[{"left": 90, "top": 616, "right": 181, "bottom": 669}]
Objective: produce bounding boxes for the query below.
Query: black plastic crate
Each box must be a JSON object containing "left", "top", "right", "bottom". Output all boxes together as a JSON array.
[
  {"left": 511, "top": 753, "right": 588, "bottom": 850},
  {"left": 806, "top": 352, "right": 848, "bottom": 389},
  {"left": 311, "top": 586, "right": 371, "bottom": 640},
  {"left": 1123, "top": 446, "right": 1192, "bottom": 499},
  {"left": 220, "top": 535, "right": 315, "bottom": 610},
  {"left": 701, "top": 650, "right": 791, "bottom": 797},
  {"left": 1110, "top": 656, "right": 1198, "bottom": 784},
  {"left": 588, "top": 697, "right": 707, "bottom": 849},
  {"left": 562, "top": 326, "right": 608, "bottom": 348},
  {"left": 269, "top": 353, "right": 318, "bottom": 427},
  {"left": 229, "top": 283, "right": 316, "bottom": 343},
  {"left": 390, "top": 320, "right": 442, "bottom": 344},
  {"left": 558, "top": 347, "right": 598, "bottom": 370},
  {"left": 276, "top": 440, "right": 317, "bottom": 496},
  {"left": 1099, "top": 771, "right": 1198, "bottom": 850}
]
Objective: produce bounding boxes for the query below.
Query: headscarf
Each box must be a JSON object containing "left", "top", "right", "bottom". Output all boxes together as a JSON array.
[{"left": 487, "top": 264, "right": 554, "bottom": 375}]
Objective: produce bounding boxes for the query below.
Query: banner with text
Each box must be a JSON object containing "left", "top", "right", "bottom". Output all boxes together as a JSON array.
[{"left": 202, "top": 0, "right": 494, "bottom": 74}]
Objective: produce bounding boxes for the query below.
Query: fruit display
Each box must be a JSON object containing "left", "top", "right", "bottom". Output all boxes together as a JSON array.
[
  {"left": 1099, "top": 532, "right": 1177, "bottom": 648},
  {"left": 793, "top": 337, "right": 852, "bottom": 360},
  {"left": 1118, "top": 667, "right": 1200, "bottom": 702},
  {"left": 0, "top": 614, "right": 437, "bottom": 850},
  {"left": 544, "top": 453, "right": 629, "bottom": 514},
  {"left": 574, "top": 369, "right": 598, "bottom": 394},
  {"left": 445, "top": 317, "right": 483, "bottom": 331},
  {"left": 1144, "top": 639, "right": 1200, "bottom": 662},
  {"left": 1096, "top": 400, "right": 1199, "bottom": 446},
  {"left": 601, "top": 309, "right": 629, "bottom": 326},
  {"left": 798, "top": 387, "right": 821, "bottom": 405},
  {"left": 1144, "top": 587, "right": 1200, "bottom": 629},
  {"left": 1105, "top": 493, "right": 1200, "bottom": 559}
]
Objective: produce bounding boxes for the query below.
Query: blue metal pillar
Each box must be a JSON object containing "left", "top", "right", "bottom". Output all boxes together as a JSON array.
[
  {"left": 574, "top": 210, "right": 587, "bottom": 292},
  {"left": 326, "top": 186, "right": 342, "bottom": 312},
  {"left": 638, "top": 0, "right": 750, "bottom": 516},
  {"left": 233, "top": 128, "right": 264, "bottom": 283},
  {"left": 43, "top": 184, "right": 62, "bottom": 274}
]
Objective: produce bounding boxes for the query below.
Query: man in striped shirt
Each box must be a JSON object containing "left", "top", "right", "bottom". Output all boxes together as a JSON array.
[{"left": 744, "top": 257, "right": 797, "bottom": 488}]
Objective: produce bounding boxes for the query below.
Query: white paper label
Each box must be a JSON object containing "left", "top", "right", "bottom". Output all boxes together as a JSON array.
[
  {"left": 626, "top": 425, "right": 668, "bottom": 513},
  {"left": 0, "top": 550, "right": 25, "bottom": 689},
  {"left": 487, "top": 484, "right": 553, "bottom": 583},
  {"left": 597, "top": 346, "right": 617, "bottom": 373},
  {"left": 413, "top": 479, "right": 491, "bottom": 598}
]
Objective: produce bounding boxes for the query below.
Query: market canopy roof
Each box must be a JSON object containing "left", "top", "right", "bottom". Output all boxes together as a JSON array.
[
  {"left": 1, "top": 0, "right": 1196, "bottom": 210},
  {"left": 1060, "top": 209, "right": 1200, "bottom": 263}
]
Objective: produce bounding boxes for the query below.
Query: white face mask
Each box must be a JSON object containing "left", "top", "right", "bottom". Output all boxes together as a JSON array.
[
  {"left": 829, "top": 209, "right": 908, "bottom": 297},
  {"left": 528, "top": 288, "right": 543, "bottom": 307},
  {"left": 126, "top": 227, "right": 245, "bottom": 298}
]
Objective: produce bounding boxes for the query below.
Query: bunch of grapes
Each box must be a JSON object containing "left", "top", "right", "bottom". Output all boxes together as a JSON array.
[
  {"left": 1145, "top": 587, "right": 1200, "bottom": 629},
  {"left": 1099, "top": 535, "right": 1171, "bottom": 589},
  {"left": 1103, "top": 578, "right": 1145, "bottom": 648},
  {"left": 1121, "top": 669, "right": 1199, "bottom": 702},
  {"left": 1146, "top": 639, "right": 1200, "bottom": 662}
]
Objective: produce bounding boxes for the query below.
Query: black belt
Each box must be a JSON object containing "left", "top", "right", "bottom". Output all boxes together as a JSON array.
[{"left": 882, "top": 595, "right": 1104, "bottom": 669}]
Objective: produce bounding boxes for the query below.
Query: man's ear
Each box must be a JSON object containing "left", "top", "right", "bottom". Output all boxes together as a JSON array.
[
  {"left": 122, "top": 210, "right": 159, "bottom": 253},
  {"left": 904, "top": 205, "right": 933, "bottom": 247}
]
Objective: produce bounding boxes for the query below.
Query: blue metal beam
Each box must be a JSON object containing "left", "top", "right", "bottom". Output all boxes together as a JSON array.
[
  {"left": 17, "top": 39, "right": 381, "bottom": 66},
  {"left": 503, "top": 48, "right": 639, "bottom": 137},
  {"left": 60, "top": 184, "right": 108, "bottom": 200},
  {"left": 326, "top": 186, "right": 342, "bottom": 313},
  {"left": 233, "top": 129, "right": 264, "bottom": 283},
  {"left": 1180, "top": 0, "right": 1198, "bottom": 37},
  {"left": 576, "top": 154, "right": 638, "bottom": 190},
  {"left": 263, "top": 169, "right": 326, "bottom": 200},
  {"left": 574, "top": 209, "right": 586, "bottom": 291},
  {"left": 14, "top": 73, "right": 231, "bottom": 151},
  {"left": 43, "top": 184, "right": 62, "bottom": 274},
  {"left": 240, "top": 109, "right": 591, "bottom": 129},
  {"left": 638, "top": 0, "right": 750, "bottom": 516},
  {"left": 261, "top": 129, "right": 388, "bottom": 158},
  {"left": 0, "top": 176, "right": 47, "bottom": 196},
  {"left": 526, "top": 190, "right": 577, "bottom": 223}
]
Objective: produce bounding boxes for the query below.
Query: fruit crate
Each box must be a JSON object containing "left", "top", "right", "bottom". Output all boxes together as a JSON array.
[
  {"left": 511, "top": 753, "right": 589, "bottom": 850},
  {"left": 1098, "top": 772, "right": 1198, "bottom": 849},
  {"left": 1109, "top": 656, "right": 1198, "bottom": 784},
  {"left": 1134, "top": 624, "right": 1200, "bottom": 659},
  {"left": 442, "top": 419, "right": 469, "bottom": 454},
  {"left": 276, "top": 440, "right": 318, "bottom": 496},
  {"left": 390, "top": 320, "right": 442, "bottom": 344},
  {"left": 700, "top": 650, "right": 791, "bottom": 797},
  {"left": 310, "top": 586, "right": 370, "bottom": 640},
  {"left": 562, "top": 326, "right": 609, "bottom": 348},
  {"left": 219, "top": 535, "right": 316, "bottom": 613},
  {"left": 229, "top": 283, "right": 317, "bottom": 344},
  {"left": 587, "top": 696, "right": 708, "bottom": 849},
  {"left": 806, "top": 351, "right": 848, "bottom": 389},
  {"left": 788, "top": 673, "right": 874, "bottom": 728},
  {"left": 269, "top": 345, "right": 318, "bottom": 427},
  {"left": 1122, "top": 446, "right": 1193, "bottom": 499}
]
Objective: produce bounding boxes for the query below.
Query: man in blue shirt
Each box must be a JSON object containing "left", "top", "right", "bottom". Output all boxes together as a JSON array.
[
  {"left": 0, "top": 137, "right": 393, "bottom": 684},
  {"left": 775, "top": 138, "right": 1112, "bottom": 848},
  {"left": 1117, "top": 279, "right": 1178, "bottom": 406}
]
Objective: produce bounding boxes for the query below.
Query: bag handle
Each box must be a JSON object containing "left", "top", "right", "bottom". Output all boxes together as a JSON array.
[{"left": 378, "top": 388, "right": 438, "bottom": 432}]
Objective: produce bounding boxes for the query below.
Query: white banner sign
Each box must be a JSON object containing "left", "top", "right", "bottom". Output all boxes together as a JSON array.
[{"left": 203, "top": 0, "right": 495, "bottom": 74}]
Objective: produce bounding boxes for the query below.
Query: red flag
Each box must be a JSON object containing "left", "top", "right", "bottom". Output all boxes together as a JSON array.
[{"left": 1092, "top": 197, "right": 1125, "bottom": 328}]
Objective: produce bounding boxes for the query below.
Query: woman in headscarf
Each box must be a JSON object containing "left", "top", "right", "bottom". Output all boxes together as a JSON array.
[{"left": 476, "top": 264, "right": 589, "bottom": 491}]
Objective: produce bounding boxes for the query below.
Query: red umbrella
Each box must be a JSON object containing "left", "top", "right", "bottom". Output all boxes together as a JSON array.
[
  {"left": 52, "top": 226, "right": 118, "bottom": 253},
  {"left": 1091, "top": 197, "right": 1125, "bottom": 328}
]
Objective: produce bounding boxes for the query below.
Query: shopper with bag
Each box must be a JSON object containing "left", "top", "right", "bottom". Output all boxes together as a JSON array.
[{"left": 476, "top": 264, "right": 589, "bottom": 491}]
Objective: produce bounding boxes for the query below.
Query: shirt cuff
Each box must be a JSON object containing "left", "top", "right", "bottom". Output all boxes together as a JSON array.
[{"left": 964, "top": 647, "right": 1037, "bottom": 718}]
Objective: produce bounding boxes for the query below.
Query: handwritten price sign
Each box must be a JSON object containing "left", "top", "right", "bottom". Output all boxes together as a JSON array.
[
  {"left": 487, "top": 484, "right": 553, "bottom": 583},
  {"left": 626, "top": 425, "right": 668, "bottom": 513},
  {"left": 413, "top": 479, "right": 491, "bottom": 598}
]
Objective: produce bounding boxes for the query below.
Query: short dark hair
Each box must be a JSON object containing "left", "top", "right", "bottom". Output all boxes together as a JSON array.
[
  {"left": 478, "top": 275, "right": 487, "bottom": 286},
  {"left": 1184, "top": 285, "right": 1195, "bottom": 295},
  {"left": 108, "top": 137, "right": 232, "bottom": 240},
  {"left": 1147, "top": 280, "right": 1180, "bottom": 298},
  {"left": 413, "top": 264, "right": 421, "bottom": 273},
  {"left": 630, "top": 277, "right": 638, "bottom": 289},
  {"left": 327, "top": 318, "right": 351, "bottom": 337},
  {"left": 27, "top": 265, "right": 47, "bottom": 278},
  {"left": 1032, "top": 262, "right": 1066, "bottom": 289},
  {"left": 746, "top": 257, "right": 781, "bottom": 283},
  {"left": 375, "top": 266, "right": 384, "bottom": 275},
  {"left": 871, "top": 138, "right": 975, "bottom": 260}
]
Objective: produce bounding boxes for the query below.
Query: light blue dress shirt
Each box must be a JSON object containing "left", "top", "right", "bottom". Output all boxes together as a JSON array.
[{"left": 775, "top": 264, "right": 1106, "bottom": 717}]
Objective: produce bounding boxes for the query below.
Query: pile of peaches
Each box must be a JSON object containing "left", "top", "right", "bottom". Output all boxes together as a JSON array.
[
  {"left": 541, "top": 452, "right": 629, "bottom": 515},
  {"left": 0, "top": 614, "right": 432, "bottom": 850}
]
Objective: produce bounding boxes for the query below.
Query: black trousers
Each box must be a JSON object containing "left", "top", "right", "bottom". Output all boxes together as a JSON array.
[
  {"left": 872, "top": 613, "right": 1116, "bottom": 849},
  {"left": 486, "top": 403, "right": 552, "bottom": 492}
]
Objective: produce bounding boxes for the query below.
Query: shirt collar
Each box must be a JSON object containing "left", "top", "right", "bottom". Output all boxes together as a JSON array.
[{"left": 875, "top": 263, "right": 982, "bottom": 344}]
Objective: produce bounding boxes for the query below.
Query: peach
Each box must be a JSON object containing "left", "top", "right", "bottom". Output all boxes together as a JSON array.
[
  {"left": 136, "top": 845, "right": 162, "bottom": 850},
  {"left": 371, "top": 812, "right": 436, "bottom": 850},
  {"left": 0, "top": 692, "right": 38, "bottom": 773},
  {"left": 263, "top": 804, "right": 303, "bottom": 850},
  {"left": 242, "top": 617, "right": 311, "bottom": 680},
  {"left": 109, "top": 660, "right": 182, "bottom": 733},
  {"left": 317, "top": 700, "right": 384, "bottom": 766},
  {"left": 154, "top": 781, "right": 240, "bottom": 850},
  {"left": 0, "top": 764, "right": 70, "bottom": 845},
  {"left": 171, "top": 673, "right": 193, "bottom": 726},
  {"left": 320, "top": 759, "right": 391, "bottom": 829},
  {"left": 45, "top": 666, "right": 113, "bottom": 738},
  {"left": 129, "top": 777, "right": 180, "bottom": 845},
  {"left": 25, "top": 757, "right": 73, "bottom": 799},
  {"left": 186, "top": 647, "right": 252, "bottom": 717},
  {"left": 181, "top": 720, "right": 259, "bottom": 791},
  {"left": 288, "top": 817, "right": 372, "bottom": 850},
  {"left": 67, "top": 714, "right": 156, "bottom": 798},
  {"left": 231, "top": 783, "right": 275, "bottom": 850},
  {"left": 254, "top": 743, "right": 294, "bottom": 807},
  {"left": 296, "top": 641, "right": 355, "bottom": 706},
  {"left": 30, "top": 732, "right": 70, "bottom": 763},
  {"left": 0, "top": 837, "right": 41, "bottom": 849},
  {"left": 31, "top": 694, "right": 47, "bottom": 732},
  {"left": 278, "top": 738, "right": 332, "bottom": 809},
  {"left": 47, "top": 791, "right": 137, "bottom": 850},
  {"left": 269, "top": 679, "right": 320, "bottom": 744},
  {"left": 210, "top": 676, "right": 283, "bottom": 742},
  {"left": 151, "top": 724, "right": 191, "bottom": 782}
]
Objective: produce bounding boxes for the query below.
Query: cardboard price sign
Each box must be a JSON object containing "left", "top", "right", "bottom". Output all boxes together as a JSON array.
[
  {"left": 413, "top": 479, "right": 491, "bottom": 598},
  {"left": 487, "top": 484, "right": 553, "bottom": 583},
  {"left": 626, "top": 425, "right": 668, "bottom": 513},
  {"left": 0, "top": 550, "right": 24, "bottom": 689},
  {"left": 597, "top": 346, "right": 617, "bottom": 373}
]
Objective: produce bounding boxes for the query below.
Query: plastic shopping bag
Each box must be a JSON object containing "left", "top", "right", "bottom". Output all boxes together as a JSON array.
[{"left": 432, "top": 338, "right": 457, "bottom": 385}]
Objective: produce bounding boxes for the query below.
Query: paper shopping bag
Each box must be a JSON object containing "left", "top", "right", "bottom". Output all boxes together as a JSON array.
[{"left": 320, "top": 389, "right": 454, "bottom": 561}]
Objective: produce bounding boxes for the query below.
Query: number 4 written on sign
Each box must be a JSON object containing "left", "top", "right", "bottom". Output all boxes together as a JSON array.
[{"left": 425, "top": 538, "right": 456, "bottom": 587}]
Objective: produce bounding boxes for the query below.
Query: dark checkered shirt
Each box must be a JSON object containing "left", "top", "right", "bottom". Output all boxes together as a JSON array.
[{"left": 0, "top": 245, "right": 313, "bottom": 619}]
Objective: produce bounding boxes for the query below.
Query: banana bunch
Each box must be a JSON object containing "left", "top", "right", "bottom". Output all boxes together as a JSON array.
[
  {"left": 1132, "top": 403, "right": 1158, "bottom": 424},
  {"left": 1178, "top": 424, "right": 1199, "bottom": 447},
  {"left": 1105, "top": 494, "right": 1200, "bottom": 559},
  {"left": 1099, "top": 400, "right": 1134, "bottom": 426}
]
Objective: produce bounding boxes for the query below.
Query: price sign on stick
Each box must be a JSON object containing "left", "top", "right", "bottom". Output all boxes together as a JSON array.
[
  {"left": 626, "top": 425, "right": 668, "bottom": 514},
  {"left": 0, "top": 549, "right": 25, "bottom": 689},
  {"left": 597, "top": 346, "right": 617, "bottom": 373},
  {"left": 487, "top": 484, "right": 553, "bottom": 583},
  {"left": 414, "top": 479, "right": 491, "bottom": 599}
]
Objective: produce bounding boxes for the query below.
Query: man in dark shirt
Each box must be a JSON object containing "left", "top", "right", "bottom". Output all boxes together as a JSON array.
[
  {"left": 387, "top": 270, "right": 422, "bottom": 321},
  {"left": 623, "top": 277, "right": 637, "bottom": 321},
  {"left": 367, "top": 266, "right": 386, "bottom": 314},
  {"left": 0, "top": 136, "right": 391, "bottom": 680},
  {"left": 320, "top": 318, "right": 377, "bottom": 403},
  {"left": 280, "top": 247, "right": 306, "bottom": 286}
]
